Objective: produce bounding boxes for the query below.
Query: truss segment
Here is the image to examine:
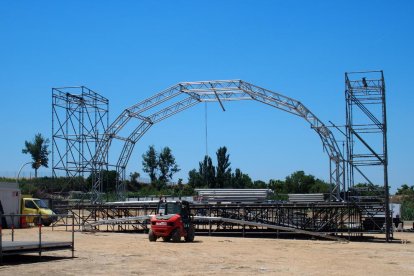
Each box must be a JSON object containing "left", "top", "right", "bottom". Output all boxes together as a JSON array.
[{"left": 91, "top": 80, "right": 345, "bottom": 202}]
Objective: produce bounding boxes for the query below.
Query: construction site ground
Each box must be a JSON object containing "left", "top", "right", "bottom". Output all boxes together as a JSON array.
[{"left": 1, "top": 227, "right": 414, "bottom": 275}]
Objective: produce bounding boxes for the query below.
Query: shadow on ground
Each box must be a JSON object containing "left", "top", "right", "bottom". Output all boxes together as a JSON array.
[{"left": 0, "top": 255, "right": 75, "bottom": 266}]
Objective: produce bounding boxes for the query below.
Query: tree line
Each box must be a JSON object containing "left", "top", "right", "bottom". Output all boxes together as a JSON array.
[
  {"left": 396, "top": 184, "right": 414, "bottom": 220},
  {"left": 16, "top": 134, "right": 333, "bottom": 197},
  {"left": 139, "top": 145, "right": 331, "bottom": 194},
  {"left": 185, "top": 146, "right": 331, "bottom": 195},
  {"left": 16, "top": 133, "right": 414, "bottom": 218}
]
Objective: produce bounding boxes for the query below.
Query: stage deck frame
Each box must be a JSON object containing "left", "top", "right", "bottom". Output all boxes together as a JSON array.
[
  {"left": 1, "top": 241, "right": 73, "bottom": 256},
  {"left": 61, "top": 201, "right": 389, "bottom": 240},
  {"left": 0, "top": 214, "right": 75, "bottom": 265}
]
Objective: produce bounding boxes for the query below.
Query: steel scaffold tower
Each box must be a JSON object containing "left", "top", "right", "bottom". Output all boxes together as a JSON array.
[
  {"left": 52, "top": 87, "right": 109, "bottom": 193},
  {"left": 92, "top": 80, "right": 345, "bottom": 202},
  {"left": 345, "top": 71, "right": 390, "bottom": 241}
]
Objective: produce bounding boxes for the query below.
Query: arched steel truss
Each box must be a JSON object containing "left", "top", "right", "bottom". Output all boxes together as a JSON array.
[{"left": 93, "top": 80, "right": 345, "bottom": 202}]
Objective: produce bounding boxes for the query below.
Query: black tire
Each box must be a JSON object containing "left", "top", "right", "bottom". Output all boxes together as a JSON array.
[
  {"left": 185, "top": 225, "right": 195, "bottom": 242},
  {"left": 33, "top": 217, "right": 41, "bottom": 226},
  {"left": 171, "top": 229, "right": 181, "bottom": 243},
  {"left": 42, "top": 220, "right": 52, "bottom": 227},
  {"left": 162, "top": 236, "right": 171, "bottom": 242},
  {"left": 148, "top": 229, "right": 157, "bottom": 242}
]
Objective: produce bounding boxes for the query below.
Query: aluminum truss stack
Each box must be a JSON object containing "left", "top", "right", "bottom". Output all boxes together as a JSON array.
[
  {"left": 345, "top": 71, "right": 390, "bottom": 241},
  {"left": 52, "top": 87, "right": 109, "bottom": 196}
]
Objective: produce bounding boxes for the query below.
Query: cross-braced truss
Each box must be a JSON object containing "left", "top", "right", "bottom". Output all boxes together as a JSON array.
[
  {"left": 92, "top": 80, "right": 345, "bottom": 202},
  {"left": 345, "top": 71, "right": 390, "bottom": 241},
  {"left": 52, "top": 87, "right": 109, "bottom": 190}
]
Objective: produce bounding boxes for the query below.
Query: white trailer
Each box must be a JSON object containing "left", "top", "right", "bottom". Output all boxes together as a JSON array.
[{"left": 0, "top": 182, "right": 21, "bottom": 228}]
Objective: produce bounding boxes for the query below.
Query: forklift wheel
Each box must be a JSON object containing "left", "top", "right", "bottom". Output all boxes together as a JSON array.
[
  {"left": 185, "top": 226, "right": 195, "bottom": 242},
  {"left": 149, "top": 229, "right": 157, "bottom": 242},
  {"left": 171, "top": 229, "right": 181, "bottom": 242},
  {"left": 33, "top": 217, "right": 41, "bottom": 226},
  {"left": 162, "top": 236, "right": 171, "bottom": 242}
]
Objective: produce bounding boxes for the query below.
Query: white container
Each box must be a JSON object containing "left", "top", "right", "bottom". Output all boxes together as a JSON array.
[{"left": 0, "top": 182, "right": 21, "bottom": 227}]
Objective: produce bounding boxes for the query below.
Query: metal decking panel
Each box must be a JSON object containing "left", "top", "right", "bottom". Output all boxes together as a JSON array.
[{"left": 1, "top": 241, "right": 73, "bottom": 255}]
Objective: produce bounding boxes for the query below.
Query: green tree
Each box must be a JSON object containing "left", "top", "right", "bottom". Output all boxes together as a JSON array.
[
  {"left": 401, "top": 200, "right": 414, "bottom": 220},
  {"left": 142, "top": 146, "right": 180, "bottom": 190},
  {"left": 396, "top": 184, "right": 414, "bottom": 196},
  {"left": 188, "top": 169, "right": 204, "bottom": 188},
  {"left": 87, "top": 170, "right": 119, "bottom": 193},
  {"left": 268, "top": 179, "right": 286, "bottom": 194},
  {"left": 231, "top": 168, "right": 253, "bottom": 188},
  {"left": 351, "top": 183, "right": 385, "bottom": 197},
  {"left": 231, "top": 168, "right": 244, "bottom": 188},
  {"left": 102, "top": 170, "right": 119, "bottom": 193},
  {"left": 240, "top": 174, "right": 253, "bottom": 188},
  {"left": 128, "top": 172, "right": 141, "bottom": 191},
  {"left": 253, "top": 180, "right": 267, "bottom": 189},
  {"left": 142, "top": 145, "right": 158, "bottom": 183},
  {"left": 216, "top": 146, "right": 231, "bottom": 188},
  {"left": 396, "top": 184, "right": 414, "bottom": 220},
  {"left": 130, "top": 172, "right": 140, "bottom": 183},
  {"left": 158, "top": 146, "right": 180, "bottom": 184},
  {"left": 284, "top": 171, "right": 329, "bottom": 194},
  {"left": 22, "top": 133, "right": 50, "bottom": 178},
  {"left": 309, "top": 178, "right": 330, "bottom": 193},
  {"left": 188, "top": 155, "right": 215, "bottom": 189},
  {"left": 268, "top": 179, "right": 289, "bottom": 200},
  {"left": 199, "top": 155, "right": 216, "bottom": 188},
  {"left": 285, "top": 171, "right": 315, "bottom": 193}
]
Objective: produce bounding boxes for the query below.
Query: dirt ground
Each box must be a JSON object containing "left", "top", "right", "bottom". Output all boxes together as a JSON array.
[{"left": 1, "top": 227, "right": 414, "bottom": 275}]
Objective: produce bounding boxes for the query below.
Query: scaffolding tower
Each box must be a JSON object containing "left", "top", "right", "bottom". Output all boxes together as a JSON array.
[
  {"left": 52, "top": 87, "right": 109, "bottom": 194},
  {"left": 345, "top": 71, "right": 390, "bottom": 241}
]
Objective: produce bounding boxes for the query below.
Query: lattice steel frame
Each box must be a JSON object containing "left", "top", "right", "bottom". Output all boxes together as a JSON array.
[
  {"left": 60, "top": 201, "right": 385, "bottom": 238},
  {"left": 93, "top": 80, "right": 345, "bottom": 202},
  {"left": 345, "top": 71, "right": 390, "bottom": 241},
  {"left": 52, "top": 87, "right": 109, "bottom": 190}
]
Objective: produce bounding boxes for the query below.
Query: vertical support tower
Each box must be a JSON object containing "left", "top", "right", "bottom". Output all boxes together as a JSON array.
[
  {"left": 52, "top": 87, "right": 109, "bottom": 194},
  {"left": 345, "top": 71, "right": 390, "bottom": 241}
]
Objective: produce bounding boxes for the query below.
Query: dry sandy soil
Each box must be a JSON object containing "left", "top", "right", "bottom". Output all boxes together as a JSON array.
[{"left": 1, "top": 227, "right": 414, "bottom": 275}]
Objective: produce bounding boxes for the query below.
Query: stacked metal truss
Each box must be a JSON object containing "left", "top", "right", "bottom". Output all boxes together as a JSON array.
[
  {"left": 345, "top": 71, "right": 390, "bottom": 241},
  {"left": 195, "top": 188, "right": 272, "bottom": 203},
  {"left": 52, "top": 87, "right": 109, "bottom": 195}
]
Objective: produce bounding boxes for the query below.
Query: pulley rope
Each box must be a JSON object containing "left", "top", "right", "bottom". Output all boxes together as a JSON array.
[{"left": 204, "top": 102, "right": 208, "bottom": 157}]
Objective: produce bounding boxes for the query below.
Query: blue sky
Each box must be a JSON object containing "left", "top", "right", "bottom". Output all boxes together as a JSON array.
[{"left": 0, "top": 1, "right": 413, "bottom": 193}]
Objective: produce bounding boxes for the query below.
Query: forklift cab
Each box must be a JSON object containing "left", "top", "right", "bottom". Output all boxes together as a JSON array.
[
  {"left": 149, "top": 200, "right": 195, "bottom": 242},
  {"left": 157, "top": 200, "right": 192, "bottom": 224}
]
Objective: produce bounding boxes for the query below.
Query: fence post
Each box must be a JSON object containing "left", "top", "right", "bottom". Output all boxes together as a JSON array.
[
  {"left": 72, "top": 214, "right": 75, "bottom": 258},
  {"left": 11, "top": 214, "right": 14, "bottom": 242},
  {"left": 38, "top": 214, "right": 42, "bottom": 259}
]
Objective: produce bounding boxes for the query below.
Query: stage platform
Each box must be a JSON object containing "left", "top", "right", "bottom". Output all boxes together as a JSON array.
[
  {"left": 1, "top": 240, "right": 73, "bottom": 255},
  {"left": 0, "top": 214, "right": 76, "bottom": 265}
]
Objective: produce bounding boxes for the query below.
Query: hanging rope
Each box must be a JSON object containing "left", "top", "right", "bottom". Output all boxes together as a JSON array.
[{"left": 205, "top": 102, "right": 208, "bottom": 157}]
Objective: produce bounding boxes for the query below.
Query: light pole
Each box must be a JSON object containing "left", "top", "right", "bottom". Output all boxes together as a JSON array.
[{"left": 16, "top": 161, "right": 33, "bottom": 184}]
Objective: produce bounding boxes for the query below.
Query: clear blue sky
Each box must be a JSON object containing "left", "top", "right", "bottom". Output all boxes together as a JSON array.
[{"left": 0, "top": 1, "right": 413, "bottom": 193}]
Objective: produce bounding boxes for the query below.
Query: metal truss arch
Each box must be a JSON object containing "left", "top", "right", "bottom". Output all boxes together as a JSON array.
[{"left": 93, "top": 80, "right": 345, "bottom": 202}]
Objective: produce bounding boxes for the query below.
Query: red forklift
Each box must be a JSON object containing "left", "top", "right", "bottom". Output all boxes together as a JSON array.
[{"left": 149, "top": 200, "right": 195, "bottom": 242}]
